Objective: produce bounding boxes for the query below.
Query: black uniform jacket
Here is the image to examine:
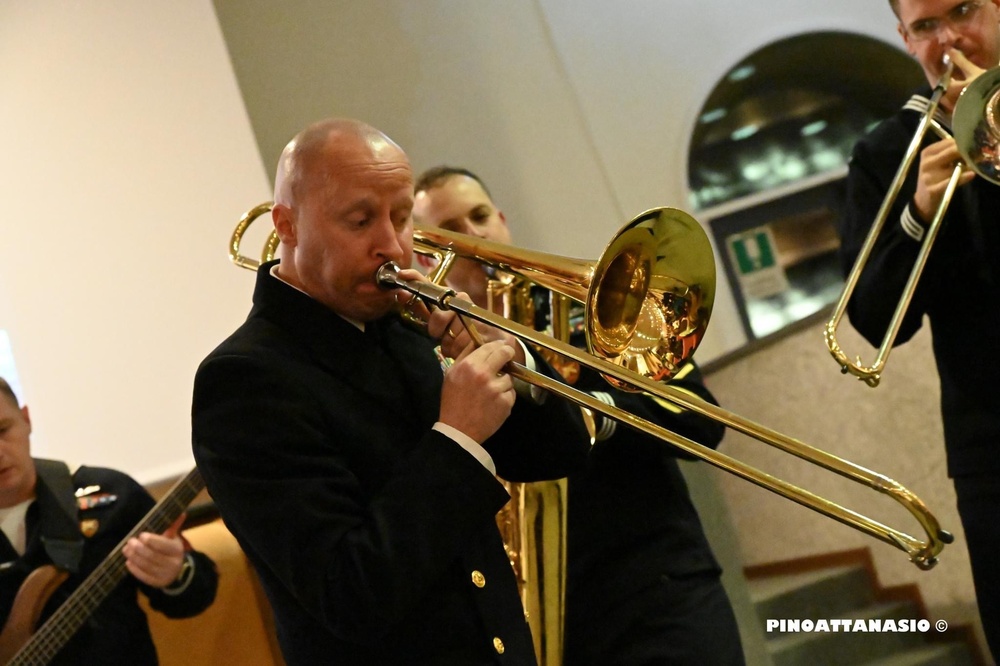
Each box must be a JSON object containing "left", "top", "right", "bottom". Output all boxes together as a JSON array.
[
  {"left": 841, "top": 87, "right": 1000, "bottom": 477},
  {"left": 192, "top": 262, "right": 590, "bottom": 665},
  {"left": 0, "top": 463, "right": 218, "bottom": 665},
  {"left": 566, "top": 355, "right": 727, "bottom": 618}
]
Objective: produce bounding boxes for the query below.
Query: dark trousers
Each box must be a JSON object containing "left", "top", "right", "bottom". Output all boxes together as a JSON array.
[
  {"left": 563, "top": 572, "right": 745, "bottom": 666},
  {"left": 954, "top": 473, "right": 1000, "bottom": 663}
]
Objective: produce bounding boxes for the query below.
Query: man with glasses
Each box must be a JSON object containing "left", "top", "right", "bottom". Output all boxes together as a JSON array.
[{"left": 838, "top": 0, "right": 1000, "bottom": 657}]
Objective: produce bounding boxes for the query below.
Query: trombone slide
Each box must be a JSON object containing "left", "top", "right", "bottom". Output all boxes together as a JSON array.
[
  {"left": 377, "top": 263, "right": 953, "bottom": 571},
  {"left": 230, "top": 200, "right": 953, "bottom": 574},
  {"left": 827, "top": 62, "right": 1000, "bottom": 386}
]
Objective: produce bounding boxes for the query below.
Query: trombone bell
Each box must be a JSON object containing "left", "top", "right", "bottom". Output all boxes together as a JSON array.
[
  {"left": 415, "top": 207, "right": 716, "bottom": 389},
  {"left": 589, "top": 208, "right": 715, "bottom": 387},
  {"left": 953, "top": 66, "right": 1000, "bottom": 185}
]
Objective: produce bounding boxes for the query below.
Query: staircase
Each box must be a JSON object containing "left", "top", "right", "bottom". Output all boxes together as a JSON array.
[{"left": 744, "top": 549, "right": 985, "bottom": 666}]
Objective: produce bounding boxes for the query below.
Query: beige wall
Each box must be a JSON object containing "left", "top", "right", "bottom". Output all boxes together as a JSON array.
[{"left": 0, "top": 2, "right": 271, "bottom": 480}]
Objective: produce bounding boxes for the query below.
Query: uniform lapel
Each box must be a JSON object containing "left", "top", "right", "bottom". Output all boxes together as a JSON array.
[
  {"left": 0, "top": 530, "right": 17, "bottom": 564},
  {"left": 379, "top": 316, "right": 445, "bottom": 431},
  {"left": 249, "top": 263, "right": 441, "bottom": 429}
]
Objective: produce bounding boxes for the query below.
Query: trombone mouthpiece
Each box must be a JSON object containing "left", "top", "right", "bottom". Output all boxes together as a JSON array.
[
  {"left": 935, "top": 54, "right": 956, "bottom": 91},
  {"left": 375, "top": 262, "right": 402, "bottom": 288}
]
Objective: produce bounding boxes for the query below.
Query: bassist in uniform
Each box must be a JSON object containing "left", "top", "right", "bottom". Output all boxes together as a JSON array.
[{"left": 0, "top": 376, "right": 218, "bottom": 664}]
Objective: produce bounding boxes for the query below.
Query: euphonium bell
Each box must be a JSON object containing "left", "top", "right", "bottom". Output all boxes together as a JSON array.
[{"left": 953, "top": 65, "right": 1000, "bottom": 183}]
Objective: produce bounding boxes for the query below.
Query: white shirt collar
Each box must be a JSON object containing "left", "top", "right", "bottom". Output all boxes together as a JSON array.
[{"left": 269, "top": 263, "right": 365, "bottom": 332}]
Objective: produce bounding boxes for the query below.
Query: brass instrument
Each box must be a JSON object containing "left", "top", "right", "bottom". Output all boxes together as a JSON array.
[
  {"left": 229, "top": 201, "right": 952, "bottom": 573},
  {"left": 230, "top": 201, "right": 281, "bottom": 270},
  {"left": 483, "top": 274, "right": 583, "bottom": 666},
  {"left": 825, "top": 63, "right": 1000, "bottom": 387},
  {"left": 417, "top": 209, "right": 714, "bottom": 388}
]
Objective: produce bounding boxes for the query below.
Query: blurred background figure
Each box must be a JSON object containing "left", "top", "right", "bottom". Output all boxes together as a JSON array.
[{"left": 414, "top": 165, "right": 745, "bottom": 665}]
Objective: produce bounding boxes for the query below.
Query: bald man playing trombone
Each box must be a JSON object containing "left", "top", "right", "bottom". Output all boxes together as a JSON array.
[{"left": 191, "top": 118, "right": 590, "bottom": 666}]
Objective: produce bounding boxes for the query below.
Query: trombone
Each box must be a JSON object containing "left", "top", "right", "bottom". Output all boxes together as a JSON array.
[
  {"left": 229, "top": 202, "right": 952, "bottom": 570},
  {"left": 825, "top": 62, "right": 1000, "bottom": 387}
]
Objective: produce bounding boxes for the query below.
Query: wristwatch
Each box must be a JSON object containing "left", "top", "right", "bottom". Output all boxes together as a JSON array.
[{"left": 164, "top": 553, "right": 194, "bottom": 594}]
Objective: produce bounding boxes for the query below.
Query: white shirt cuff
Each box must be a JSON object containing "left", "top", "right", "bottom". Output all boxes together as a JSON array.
[{"left": 433, "top": 422, "right": 496, "bottom": 475}]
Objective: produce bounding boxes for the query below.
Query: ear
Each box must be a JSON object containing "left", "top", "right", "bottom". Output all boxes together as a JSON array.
[
  {"left": 897, "top": 23, "right": 915, "bottom": 55},
  {"left": 272, "top": 204, "right": 297, "bottom": 247},
  {"left": 21, "top": 405, "right": 31, "bottom": 432}
]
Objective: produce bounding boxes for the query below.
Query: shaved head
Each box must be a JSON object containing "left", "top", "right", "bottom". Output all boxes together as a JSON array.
[
  {"left": 268, "top": 118, "right": 414, "bottom": 321},
  {"left": 274, "top": 119, "right": 406, "bottom": 208}
]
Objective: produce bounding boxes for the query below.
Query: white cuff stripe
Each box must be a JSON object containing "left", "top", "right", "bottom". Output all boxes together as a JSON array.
[
  {"left": 900, "top": 206, "right": 926, "bottom": 242},
  {"left": 903, "top": 95, "right": 950, "bottom": 130},
  {"left": 589, "top": 391, "right": 617, "bottom": 441},
  {"left": 513, "top": 340, "right": 546, "bottom": 404}
]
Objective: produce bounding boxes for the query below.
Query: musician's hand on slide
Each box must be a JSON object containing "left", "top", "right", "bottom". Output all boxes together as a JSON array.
[
  {"left": 392, "top": 268, "right": 433, "bottom": 323},
  {"left": 461, "top": 315, "right": 526, "bottom": 363},
  {"left": 427, "top": 294, "right": 525, "bottom": 364},
  {"left": 914, "top": 139, "right": 976, "bottom": 221},
  {"left": 122, "top": 513, "right": 188, "bottom": 588},
  {"left": 389, "top": 269, "right": 526, "bottom": 364},
  {"left": 439, "top": 340, "right": 516, "bottom": 443}
]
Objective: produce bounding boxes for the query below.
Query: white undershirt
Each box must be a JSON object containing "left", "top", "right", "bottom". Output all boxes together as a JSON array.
[{"left": 0, "top": 498, "right": 34, "bottom": 556}]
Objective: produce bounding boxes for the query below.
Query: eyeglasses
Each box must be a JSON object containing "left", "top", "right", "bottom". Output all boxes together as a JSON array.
[{"left": 904, "top": 0, "right": 987, "bottom": 41}]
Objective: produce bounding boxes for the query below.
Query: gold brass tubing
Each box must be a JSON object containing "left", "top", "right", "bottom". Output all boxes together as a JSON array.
[
  {"left": 229, "top": 201, "right": 279, "bottom": 271},
  {"left": 378, "top": 263, "right": 952, "bottom": 570},
  {"left": 824, "top": 160, "right": 964, "bottom": 388},
  {"left": 426, "top": 251, "right": 456, "bottom": 285},
  {"left": 824, "top": 61, "right": 955, "bottom": 387},
  {"left": 826, "top": 63, "right": 1000, "bottom": 387}
]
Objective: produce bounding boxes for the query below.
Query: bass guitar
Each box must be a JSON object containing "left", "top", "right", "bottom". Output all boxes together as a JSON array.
[{"left": 0, "top": 467, "right": 204, "bottom": 665}]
